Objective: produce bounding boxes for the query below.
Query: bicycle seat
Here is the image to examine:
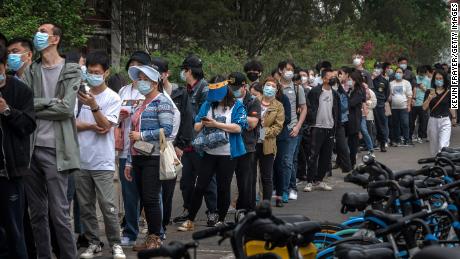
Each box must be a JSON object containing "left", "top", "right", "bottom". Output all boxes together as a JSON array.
[
  {"left": 393, "top": 169, "right": 417, "bottom": 180},
  {"left": 364, "top": 210, "right": 402, "bottom": 226},
  {"left": 275, "top": 214, "right": 310, "bottom": 224},
  {"left": 335, "top": 242, "right": 395, "bottom": 259},
  {"left": 341, "top": 192, "right": 369, "bottom": 212}
]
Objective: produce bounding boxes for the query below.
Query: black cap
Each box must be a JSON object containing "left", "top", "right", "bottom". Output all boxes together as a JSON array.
[
  {"left": 180, "top": 54, "right": 202, "bottom": 70},
  {"left": 228, "top": 72, "right": 247, "bottom": 90},
  {"left": 374, "top": 62, "right": 383, "bottom": 69},
  {"left": 125, "top": 51, "right": 152, "bottom": 71},
  {"left": 152, "top": 57, "right": 169, "bottom": 73}
]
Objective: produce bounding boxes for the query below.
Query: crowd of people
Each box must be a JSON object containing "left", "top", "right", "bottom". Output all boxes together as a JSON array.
[{"left": 0, "top": 23, "right": 456, "bottom": 259}]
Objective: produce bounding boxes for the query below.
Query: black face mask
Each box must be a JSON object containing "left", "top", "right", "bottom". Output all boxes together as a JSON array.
[
  {"left": 247, "top": 72, "right": 259, "bottom": 82},
  {"left": 329, "top": 77, "right": 338, "bottom": 86}
]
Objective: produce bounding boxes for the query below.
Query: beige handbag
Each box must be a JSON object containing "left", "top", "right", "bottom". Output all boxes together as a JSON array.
[
  {"left": 384, "top": 102, "right": 392, "bottom": 116},
  {"left": 159, "top": 128, "right": 182, "bottom": 180},
  {"left": 133, "top": 140, "right": 155, "bottom": 156}
]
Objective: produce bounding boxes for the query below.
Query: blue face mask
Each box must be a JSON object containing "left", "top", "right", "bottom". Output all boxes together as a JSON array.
[
  {"left": 0, "top": 74, "right": 5, "bottom": 81},
  {"left": 416, "top": 75, "right": 424, "bottom": 83},
  {"left": 233, "top": 89, "right": 243, "bottom": 98},
  {"left": 435, "top": 79, "right": 444, "bottom": 87},
  {"left": 33, "top": 32, "right": 50, "bottom": 51},
  {"left": 395, "top": 73, "right": 403, "bottom": 80},
  {"left": 86, "top": 73, "right": 104, "bottom": 87},
  {"left": 263, "top": 85, "right": 276, "bottom": 97},
  {"left": 138, "top": 80, "right": 153, "bottom": 95},
  {"left": 7, "top": 53, "right": 25, "bottom": 71}
]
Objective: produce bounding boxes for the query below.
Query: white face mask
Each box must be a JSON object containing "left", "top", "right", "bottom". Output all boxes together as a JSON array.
[
  {"left": 353, "top": 58, "right": 361, "bottom": 66},
  {"left": 283, "top": 71, "right": 294, "bottom": 81},
  {"left": 301, "top": 76, "right": 308, "bottom": 84}
]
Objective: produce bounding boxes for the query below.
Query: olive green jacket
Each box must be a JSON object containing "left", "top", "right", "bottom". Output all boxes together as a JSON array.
[{"left": 23, "top": 60, "right": 81, "bottom": 172}]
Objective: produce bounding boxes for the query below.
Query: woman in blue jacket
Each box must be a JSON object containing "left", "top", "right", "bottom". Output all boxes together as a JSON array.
[{"left": 178, "top": 75, "right": 248, "bottom": 231}]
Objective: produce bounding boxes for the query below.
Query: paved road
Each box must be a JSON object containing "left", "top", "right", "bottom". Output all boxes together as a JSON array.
[{"left": 89, "top": 127, "right": 460, "bottom": 258}]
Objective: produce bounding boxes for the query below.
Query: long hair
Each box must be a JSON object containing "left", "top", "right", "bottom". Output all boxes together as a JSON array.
[{"left": 350, "top": 71, "right": 364, "bottom": 92}]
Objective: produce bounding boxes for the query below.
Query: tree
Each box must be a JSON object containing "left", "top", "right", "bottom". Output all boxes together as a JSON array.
[{"left": 0, "top": 0, "right": 92, "bottom": 49}]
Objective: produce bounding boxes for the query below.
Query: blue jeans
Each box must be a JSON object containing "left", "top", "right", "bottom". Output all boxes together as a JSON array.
[
  {"left": 391, "top": 109, "right": 410, "bottom": 143},
  {"left": 274, "top": 136, "right": 299, "bottom": 195},
  {"left": 119, "top": 158, "right": 140, "bottom": 241},
  {"left": 360, "top": 117, "right": 374, "bottom": 151},
  {"left": 290, "top": 134, "right": 302, "bottom": 191}
]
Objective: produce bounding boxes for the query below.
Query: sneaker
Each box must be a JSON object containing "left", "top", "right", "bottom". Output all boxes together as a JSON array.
[
  {"left": 303, "top": 183, "right": 313, "bottom": 192},
  {"left": 206, "top": 212, "right": 218, "bottom": 227},
  {"left": 282, "top": 192, "right": 289, "bottom": 203},
  {"left": 272, "top": 190, "right": 277, "bottom": 198},
  {"left": 80, "top": 244, "right": 102, "bottom": 258},
  {"left": 289, "top": 190, "right": 298, "bottom": 200},
  {"left": 380, "top": 143, "right": 387, "bottom": 152},
  {"left": 367, "top": 151, "right": 375, "bottom": 158},
  {"left": 315, "top": 182, "right": 332, "bottom": 191},
  {"left": 417, "top": 138, "right": 423, "bottom": 144},
  {"left": 173, "top": 209, "right": 189, "bottom": 223},
  {"left": 145, "top": 234, "right": 162, "bottom": 249},
  {"left": 112, "top": 244, "right": 126, "bottom": 259},
  {"left": 120, "top": 237, "right": 135, "bottom": 247},
  {"left": 177, "top": 220, "right": 194, "bottom": 232},
  {"left": 275, "top": 198, "right": 284, "bottom": 207}
]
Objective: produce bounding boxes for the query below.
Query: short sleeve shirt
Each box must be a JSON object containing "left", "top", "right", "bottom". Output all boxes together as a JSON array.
[
  {"left": 314, "top": 89, "right": 334, "bottom": 128},
  {"left": 282, "top": 82, "right": 306, "bottom": 130}
]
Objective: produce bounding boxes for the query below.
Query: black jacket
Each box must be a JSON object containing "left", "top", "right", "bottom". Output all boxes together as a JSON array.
[
  {"left": 306, "top": 85, "right": 341, "bottom": 131},
  {"left": 0, "top": 76, "right": 36, "bottom": 178},
  {"left": 241, "top": 91, "right": 261, "bottom": 153},
  {"left": 171, "top": 86, "right": 193, "bottom": 150},
  {"left": 346, "top": 87, "right": 365, "bottom": 135},
  {"left": 372, "top": 75, "right": 390, "bottom": 107}
]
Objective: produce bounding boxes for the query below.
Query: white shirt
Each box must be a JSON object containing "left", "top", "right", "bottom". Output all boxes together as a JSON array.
[
  {"left": 205, "top": 105, "right": 233, "bottom": 156},
  {"left": 390, "top": 79, "right": 412, "bottom": 109},
  {"left": 315, "top": 89, "right": 334, "bottom": 129},
  {"left": 76, "top": 87, "right": 122, "bottom": 170},
  {"left": 118, "top": 84, "right": 145, "bottom": 158},
  {"left": 163, "top": 92, "right": 181, "bottom": 140}
]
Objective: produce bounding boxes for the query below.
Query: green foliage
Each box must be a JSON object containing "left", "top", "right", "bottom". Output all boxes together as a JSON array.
[{"left": 0, "top": 0, "right": 92, "bottom": 49}]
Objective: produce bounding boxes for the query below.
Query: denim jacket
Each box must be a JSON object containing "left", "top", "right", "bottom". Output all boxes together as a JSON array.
[{"left": 195, "top": 100, "right": 248, "bottom": 158}]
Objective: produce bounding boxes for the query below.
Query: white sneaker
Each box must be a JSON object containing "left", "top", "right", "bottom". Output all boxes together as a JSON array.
[
  {"left": 80, "top": 244, "right": 102, "bottom": 258},
  {"left": 272, "top": 190, "right": 277, "bottom": 198},
  {"left": 120, "top": 236, "right": 135, "bottom": 247},
  {"left": 289, "top": 190, "right": 298, "bottom": 200},
  {"left": 112, "top": 244, "right": 126, "bottom": 259},
  {"left": 303, "top": 183, "right": 313, "bottom": 192},
  {"left": 315, "top": 182, "right": 333, "bottom": 191}
]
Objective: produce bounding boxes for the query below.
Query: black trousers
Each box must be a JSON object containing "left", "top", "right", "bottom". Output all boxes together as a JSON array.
[
  {"left": 335, "top": 125, "right": 352, "bottom": 172},
  {"left": 180, "top": 151, "right": 217, "bottom": 212},
  {"left": 348, "top": 133, "right": 360, "bottom": 167},
  {"left": 235, "top": 152, "right": 255, "bottom": 211},
  {"left": 410, "top": 106, "right": 428, "bottom": 139},
  {"left": 297, "top": 126, "right": 311, "bottom": 180},
  {"left": 374, "top": 106, "right": 389, "bottom": 144},
  {"left": 255, "top": 143, "right": 275, "bottom": 202},
  {"left": 132, "top": 156, "right": 162, "bottom": 236},
  {"left": 0, "top": 177, "right": 28, "bottom": 259},
  {"left": 161, "top": 179, "right": 176, "bottom": 229},
  {"left": 307, "top": 127, "right": 334, "bottom": 183},
  {"left": 189, "top": 153, "right": 236, "bottom": 222}
]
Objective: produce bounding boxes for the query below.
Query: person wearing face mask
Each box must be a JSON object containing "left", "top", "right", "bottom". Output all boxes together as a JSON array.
[
  {"left": 124, "top": 65, "right": 175, "bottom": 249},
  {"left": 352, "top": 54, "right": 374, "bottom": 89},
  {"left": 22, "top": 22, "right": 80, "bottom": 259},
  {"left": 116, "top": 50, "right": 150, "bottom": 247},
  {"left": 173, "top": 54, "right": 218, "bottom": 227},
  {"left": 389, "top": 67, "right": 413, "bottom": 146},
  {"left": 73, "top": 51, "right": 125, "bottom": 258},
  {"left": 244, "top": 59, "right": 264, "bottom": 83},
  {"left": 410, "top": 66, "right": 431, "bottom": 144},
  {"left": 313, "top": 61, "right": 332, "bottom": 87},
  {"left": 303, "top": 68, "right": 340, "bottom": 192},
  {"left": 228, "top": 72, "right": 260, "bottom": 211},
  {"left": 249, "top": 81, "right": 263, "bottom": 99},
  {"left": 255, "top": 77, "right": 285, "bottom": 206},
  {"left": 372, "top": 62, "right": 390, "bottom": 152},
  {"left": 6, "top": 38, "right": 33, "bottom": 79},
  {"left": 0, "top": 44, "right": 36, "bottom": 259},
  {"left": 178, "top": 76, "right": 248, "bottom": 231},
  {"left": 423, "top": 70, "right": 456, "bottom": 155},
  {"left": 392, "top": 57, "right": 416, "bottom": 89},
  {"left": 275, "top": 60, "right": 307, "bottom": 202}
]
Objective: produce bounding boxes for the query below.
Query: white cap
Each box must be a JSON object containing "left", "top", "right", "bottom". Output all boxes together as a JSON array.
[{"left": 128, "top": 65, "right": 160, "bottom": 82}]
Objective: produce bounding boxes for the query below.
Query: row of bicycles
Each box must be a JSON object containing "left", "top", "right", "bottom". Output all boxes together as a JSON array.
[{"left": 137, "top": 146, "right": 460, "bottom": 259}]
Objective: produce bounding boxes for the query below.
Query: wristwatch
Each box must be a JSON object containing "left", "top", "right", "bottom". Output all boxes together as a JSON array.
[
  {"left": 2, "top": 107, "right": 11, "bottom": 116},
  {"left": 91, "top": 105, "right": 101, "bottom": 113}
]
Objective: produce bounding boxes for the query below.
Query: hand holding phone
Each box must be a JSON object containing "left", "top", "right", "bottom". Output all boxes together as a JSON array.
[
  {"left": 79, "top": 84, "right": 87, "bottom": 94},
  {"left": 201, "top": 117, "right": 210, "bottom": 122}
]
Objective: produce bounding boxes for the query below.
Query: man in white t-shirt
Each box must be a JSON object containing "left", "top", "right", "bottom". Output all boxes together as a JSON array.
[{"left": 75, "top": 51, "right": 125, "bottom": 259}]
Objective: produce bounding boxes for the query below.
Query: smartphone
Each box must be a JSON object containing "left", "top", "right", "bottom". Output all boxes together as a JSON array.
[
  {"left": 201, "top": 117, "right": 210, "bottom": 122},
  {"left": 429, "top": 88, "right": 435, "bottom": 95},
  {"left": 79, "top": 84, "right": 87, "bottom": 94}
]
